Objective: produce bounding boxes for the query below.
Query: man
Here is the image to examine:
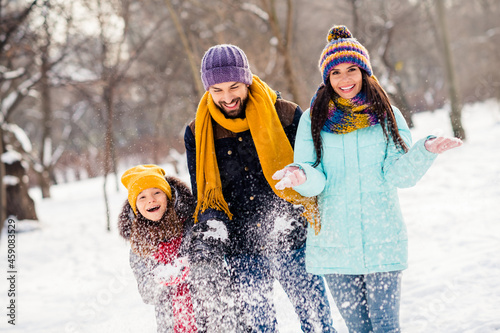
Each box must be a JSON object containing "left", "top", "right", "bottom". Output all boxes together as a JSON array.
[{"left": 184, "top": 44, "right": 334, "bottom": 332}]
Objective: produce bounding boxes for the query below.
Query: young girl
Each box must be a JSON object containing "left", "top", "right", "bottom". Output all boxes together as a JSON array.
[
  {"left": 273, "top": 26, "right": 462, "bottom": 332},
  {"left": 118, "top": 164, "right": 198, "bottom": 333}
]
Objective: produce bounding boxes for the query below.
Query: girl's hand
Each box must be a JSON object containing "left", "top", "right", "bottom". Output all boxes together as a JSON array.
[
  {"left": 272, "top": 166, "right": 307, "bottom": 190},
  {"left": 424, "top": 137, "right": 463, "bottom": 154}
]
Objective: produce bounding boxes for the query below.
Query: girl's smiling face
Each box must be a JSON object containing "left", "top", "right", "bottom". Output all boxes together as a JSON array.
[
  {"left": 136, "top": 188, "right": 168, "bottom": 221},
  {"left": 329, "top": 63, "right": 363, "bottom": 99}
]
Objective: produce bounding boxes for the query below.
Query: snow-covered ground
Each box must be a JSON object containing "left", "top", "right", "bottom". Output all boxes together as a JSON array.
[{"left": 1, "top": 100, "right": 499, "bottom": 333}]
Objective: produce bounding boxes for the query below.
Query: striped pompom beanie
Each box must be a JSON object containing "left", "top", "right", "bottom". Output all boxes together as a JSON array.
[{"left": 318, "top": 25, "right": 373, "bottom": 84}]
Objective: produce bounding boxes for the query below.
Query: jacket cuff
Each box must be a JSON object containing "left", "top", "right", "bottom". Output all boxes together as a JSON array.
[
  {"left": 288, "top": 163, "right": 326, "bottom": 197},
  {"left": 197, "top": 208, "right": 230, "bottom": 224},
  {"left": 419, "top": 135, "right": 440, "bottom": 157}
]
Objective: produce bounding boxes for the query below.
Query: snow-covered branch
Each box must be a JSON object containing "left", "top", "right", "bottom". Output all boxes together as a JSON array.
[{"left": 241, "top": 3, "right": 269, "bottom": 22}]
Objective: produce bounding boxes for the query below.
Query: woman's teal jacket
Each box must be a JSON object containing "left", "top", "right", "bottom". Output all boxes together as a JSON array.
[{"left": 292, "top": 107, "right": 437, "bottom": 275}]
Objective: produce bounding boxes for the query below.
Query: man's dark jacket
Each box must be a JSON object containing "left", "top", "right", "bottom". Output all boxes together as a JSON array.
[{"left": 184, "top": 96, "right": 307, "bottom": 255}]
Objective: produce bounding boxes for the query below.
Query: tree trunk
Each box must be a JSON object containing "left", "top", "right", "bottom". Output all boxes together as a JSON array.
[
  {"left": 435, "top": 0, "right": 466, "bottom": 139},
  {"left": 39, "top": 33, "right": 53, "bottom": 198},
  {"left": 164, "top": 0, "right": 204, "bottom": 100},
  {"left": 350, "top": 0, "right": 360, "bottom": 36},
  {"left": 5, "top": 160, "right": 38, "bottom": 221},
  {"left": 85, "top": 150, "right": 100, "bottom": 178},
  {"left": 0, "top": 0, "right": 41, "bottom": 234},
  {"left": 0, "top": 125, "right": 7, "bottom": 233},
  {"left": 379, "top": 22, "right": 414, "bottom": 128},
  {"left": 263, "top": 0, "right": 306, "bottom": 108},
  {"left": 153, "top": 103, "right": 165, "bottom": 165},
  {"left": 395, "top": 81, "right": 413, "bottom": 127},
  {"left": 103, "top": 84, "right": 114, "bottom": 231},
  {"left": 388, "top": 90, "right": 414, "bottom": 128},
  {"left": 38, "top": 168, "right": 52, "bottom": 198}
]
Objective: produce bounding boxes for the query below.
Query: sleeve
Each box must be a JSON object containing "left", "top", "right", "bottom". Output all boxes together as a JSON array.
[
  {"left": 129, "top": 250, "right": 168, "bottom": 305},
  {"left": 288, "top": 109, "right": 327, "bottom": 197},
  {"left": 183, "top": 124, "right": 231, "bottom": 224},
  {"left": 179, "top": 217, "right": 194, "bottom": 257},
  {"left": 283, "top": 105, "right": 303, "bottom": 147},
  {"left": 184, "top": 125, "right": 198, "bottom": 199},
  {"left": 382, "top": 107, "right": 438, "bottom": 188}
]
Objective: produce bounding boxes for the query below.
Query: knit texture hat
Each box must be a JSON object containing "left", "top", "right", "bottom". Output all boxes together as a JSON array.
[
  {"left": 319, "top": 25, "right": 373, "bottom": 83},
  {"left": 121, "top": 165, "right": 172, "bottom": 215},
  {"left": 201, "top": 44, "right": 253, "bottom": 90}
]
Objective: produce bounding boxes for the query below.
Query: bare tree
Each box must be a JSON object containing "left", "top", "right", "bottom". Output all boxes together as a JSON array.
[
  {"left": 377, "top": 1, "right": 417, "bottom": 127},
  {"left": 435, "top": 0, "right": 466, "bottom": 139},
  {"left": 37, "top": 1, "right": 57, "bottom": 198},
  {"left": 260, "top": 0, "right": 306, "bottom": 107},
  {"left": 0, "top": 0, "right": 40, "bottom": 232},
  {"left": 79, "top": 0, "right": 167, "bottom": 230},
  {"left": 3, "top": 126, "right": 38, "bottom": 221},
  {"left": 164, "top": 0, "right": 204, "bottom": 99}
]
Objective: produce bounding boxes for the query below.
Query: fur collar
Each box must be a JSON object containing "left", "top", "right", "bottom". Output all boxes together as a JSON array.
[{"left": 118, "top": 175, "right": 195, "bottom": 240}]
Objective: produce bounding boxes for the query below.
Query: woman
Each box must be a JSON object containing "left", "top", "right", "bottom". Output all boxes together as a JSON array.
[{"left": 273, "top": 26, "right": 462, "bottom": 332}]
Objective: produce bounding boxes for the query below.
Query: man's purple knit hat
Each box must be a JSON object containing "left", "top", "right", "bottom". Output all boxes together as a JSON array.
[{"left": 200, "top": 44, "right": 253, "bottom": 91}]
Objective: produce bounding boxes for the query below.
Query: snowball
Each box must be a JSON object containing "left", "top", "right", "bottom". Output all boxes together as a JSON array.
[{"left": 205, "top": 219, "right": 229, "bottom": 241}]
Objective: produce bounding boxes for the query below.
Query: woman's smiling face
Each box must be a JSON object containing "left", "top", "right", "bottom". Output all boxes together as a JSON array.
[
  {"left": 136, "top": 188, "right": 168, "bottom": 221},
  {"left": 329, "top": 63, "right": 363, "bottom": 99}
]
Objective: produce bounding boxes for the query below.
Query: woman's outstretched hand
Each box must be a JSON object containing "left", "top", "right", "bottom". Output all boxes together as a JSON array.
[
  {"left": 273, "top": 166, "right": 307, "bottom": 190},
  {"left": 424, "top": 137, "right": 463, "bottom": 154}
]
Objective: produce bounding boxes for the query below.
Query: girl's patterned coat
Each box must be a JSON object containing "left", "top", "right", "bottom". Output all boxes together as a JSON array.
[{"left": 118, "top": 176, "right": 195, "bottom": 333}]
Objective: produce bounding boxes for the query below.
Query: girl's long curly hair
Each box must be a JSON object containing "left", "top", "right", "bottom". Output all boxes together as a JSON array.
[
  {"left": 130, "top": 195, "right": 183, "bottom": 257},
  {"left": 310, "top": 69, "right": 409, "bottom": 167}
]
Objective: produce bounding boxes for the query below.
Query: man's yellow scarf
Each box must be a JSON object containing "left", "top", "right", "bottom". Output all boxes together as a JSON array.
[{"left": 194, "top": 75, "right": 321, "bottom": 234}]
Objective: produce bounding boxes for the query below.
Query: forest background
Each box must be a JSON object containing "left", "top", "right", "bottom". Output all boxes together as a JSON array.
[{"left": 1, "top": 0, "right": 499, "bottom": 230}]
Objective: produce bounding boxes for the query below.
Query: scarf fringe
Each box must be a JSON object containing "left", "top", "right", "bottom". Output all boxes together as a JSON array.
[
  {"left": 194, "top": 187, "right": 233, "bottom": 223},
  {"left": 297, "top": 199, "right": 321, "bottom": 235}
]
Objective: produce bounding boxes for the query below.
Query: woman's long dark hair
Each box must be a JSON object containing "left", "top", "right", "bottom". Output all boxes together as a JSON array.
[{"left": 310, "top": 69, "right": 409, "bottom": 167}]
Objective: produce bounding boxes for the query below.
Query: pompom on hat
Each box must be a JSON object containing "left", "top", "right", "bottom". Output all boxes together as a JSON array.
[
  {"left": 318, "top": 25, "right": 373, "bottom": 83},
  {"left": 121, "top": 165, "right": 172, "bottom": 215},
  {"left": 200, "top": 44, "right": 253, "bottom": 90}
]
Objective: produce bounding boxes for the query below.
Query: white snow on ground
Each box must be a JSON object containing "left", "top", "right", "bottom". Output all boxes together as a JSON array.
[{"left": 1, "top": 100, "right": 499, "bottom": 333}]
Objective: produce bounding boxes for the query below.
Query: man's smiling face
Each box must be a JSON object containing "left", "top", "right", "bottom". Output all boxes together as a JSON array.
[{"left": 209, "top": 81, "right": 249, "bottom": 119}]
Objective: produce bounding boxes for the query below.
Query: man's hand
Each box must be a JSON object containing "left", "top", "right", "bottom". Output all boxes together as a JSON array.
[
  {"left": 273, "top": 166, "right": 307, "bottom": 190},
  {"left": 189, "top": 219, "right": 229, "bottom": 262}
]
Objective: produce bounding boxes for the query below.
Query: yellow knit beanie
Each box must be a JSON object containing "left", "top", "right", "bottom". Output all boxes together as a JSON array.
[{"left": 121, "top": 164, "right": 172, "bottom": 215}]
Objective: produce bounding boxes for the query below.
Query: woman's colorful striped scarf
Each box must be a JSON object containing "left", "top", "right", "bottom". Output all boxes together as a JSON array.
[{"left": 323, "top": 92, "right": 379, "bottom": 134}]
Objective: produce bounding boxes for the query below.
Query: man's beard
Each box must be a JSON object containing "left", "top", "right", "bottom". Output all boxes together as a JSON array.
[{"left": 217, "top": 95, "right": 249, "bottom": 119}]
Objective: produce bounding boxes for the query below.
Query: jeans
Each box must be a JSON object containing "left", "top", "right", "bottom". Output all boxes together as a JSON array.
[
  {"left": 324, "top": 271, "right": 402, "bottom": 333},
  {"left": 227, "top": 246, "right": 335, "bottom": 333}
]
